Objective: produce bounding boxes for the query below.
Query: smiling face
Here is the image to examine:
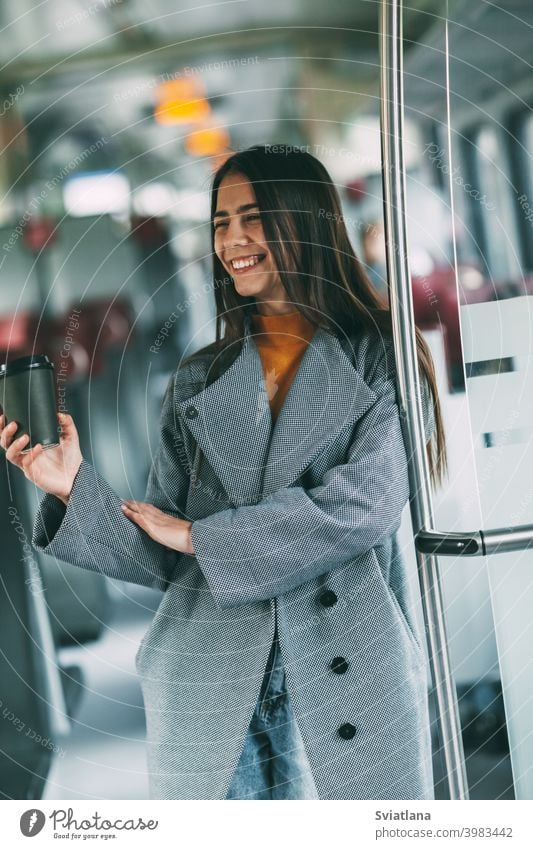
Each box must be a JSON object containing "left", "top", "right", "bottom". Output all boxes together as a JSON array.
[{"left": 213, "top": 172, "right": 293, "bottom": 315}]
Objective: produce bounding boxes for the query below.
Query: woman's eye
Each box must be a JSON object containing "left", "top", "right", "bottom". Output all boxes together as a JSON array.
[{"left": 213, "top": 213, "right": 260, "bottom": 230}]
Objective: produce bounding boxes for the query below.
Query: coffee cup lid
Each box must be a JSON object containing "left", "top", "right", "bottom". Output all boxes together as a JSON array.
[{"left": 0, "top": 354, "right": 54, "bottom": 378}]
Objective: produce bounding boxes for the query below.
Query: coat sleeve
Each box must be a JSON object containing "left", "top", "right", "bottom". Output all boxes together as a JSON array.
[
  {"left": 31, "top": 374, "right": 190, "bottom": 591},
  {"left": 191, "top": 359, "right": 436, "bottom": 609}
]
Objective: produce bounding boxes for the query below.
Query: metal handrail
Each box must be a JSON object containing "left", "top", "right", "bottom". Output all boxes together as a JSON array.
[
  {"left": 379, "top": 0, "right": 469, "bottom": 801},
  {"left": 416, "top": 524, "right": 533, "bottom": 557},
  {"left": 26, "top": 561, "right": 71, "bottom": 738}
]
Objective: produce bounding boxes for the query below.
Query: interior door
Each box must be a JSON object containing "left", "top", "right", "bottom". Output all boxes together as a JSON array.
[{"left": 381, "top": 0, "right": 533, "bottom": 800}]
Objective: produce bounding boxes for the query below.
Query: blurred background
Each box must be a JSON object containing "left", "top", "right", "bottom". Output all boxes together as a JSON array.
[{"left": 0, "top": 0, "right": 532, "bottom": 800}]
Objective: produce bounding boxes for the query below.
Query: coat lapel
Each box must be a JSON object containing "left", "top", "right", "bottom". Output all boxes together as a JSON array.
[
  {"left": 176, "top": 320, "right": 378, "bottom": 506},
  {"left": 175, "top": 328, "right": 273, "bottom": 506}
]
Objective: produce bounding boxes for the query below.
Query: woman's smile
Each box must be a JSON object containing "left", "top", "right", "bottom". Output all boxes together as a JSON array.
[{"left": 228, "top": 253, "right": 267, "bottom": 273}]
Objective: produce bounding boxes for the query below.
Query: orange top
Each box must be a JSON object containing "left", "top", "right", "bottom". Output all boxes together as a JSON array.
[{"left": 250, "top": 309, "right": 317, "bottom": 422}]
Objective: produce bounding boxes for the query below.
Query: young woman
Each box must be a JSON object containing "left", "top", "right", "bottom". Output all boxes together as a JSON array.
[{"left": 1, "top": 145, "right": 445, "bottom": 801}]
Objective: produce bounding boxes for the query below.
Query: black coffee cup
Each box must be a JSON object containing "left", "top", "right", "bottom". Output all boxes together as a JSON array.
[{"left": 0, "top": 355, "right": 60, "bottom": 453}]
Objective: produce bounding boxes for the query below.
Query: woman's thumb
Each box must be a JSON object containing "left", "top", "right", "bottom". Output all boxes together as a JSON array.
[{"left": 58, "top": 412, "right": 74, "bottom": 434}]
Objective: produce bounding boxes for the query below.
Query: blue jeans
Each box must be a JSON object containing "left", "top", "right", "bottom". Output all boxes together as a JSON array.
[{"left": 225, "top": 630, "right": 319, "bottom": 800}]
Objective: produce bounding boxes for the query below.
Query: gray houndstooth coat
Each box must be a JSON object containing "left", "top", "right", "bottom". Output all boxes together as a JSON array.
[{"left": 32, "top": 315, "right": 435, "bottom": 800}]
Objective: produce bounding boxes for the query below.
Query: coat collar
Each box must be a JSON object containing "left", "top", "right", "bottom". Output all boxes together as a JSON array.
[{"left": 175, "top": 318, "right": 377, "bottom": 505}]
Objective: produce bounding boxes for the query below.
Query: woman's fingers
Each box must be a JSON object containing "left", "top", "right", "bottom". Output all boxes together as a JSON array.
[
  {"left": 122, "top": 499, "right": 152, "bottom": 519},
  {"left": 1, "top": 417, "right": 41, "bottom": 472},
  {"left": 121, "top": 501, "right": 145, "bottom": 517},
  {"left": 58, "top": 412, "right": 77, "bottom": 440},
  {"left": 5, "top": 432, "right": 30, "bottom": 465},
  {"left": 20, "top": 443, "right": 44, "bottom": 473},
  {"left": 121, "top": 503, "right": 148, "bottom": 528},
  {"left": 121, "top": 499, "right": 160, "bottom": 515},
  {"left": 120, "top": 500, "right": 164, "bottom": 529},
  {"left": 120, "top": 500, "right": 186, "bottom": 551},
  {"left": 0, "top": 417, "right": 20, "bottom": 451}
]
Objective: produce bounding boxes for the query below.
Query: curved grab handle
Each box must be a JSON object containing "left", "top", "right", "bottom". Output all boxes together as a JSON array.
[
  {"left": 415, "top": 525, "right": 533, "bottom": 557},
  {"left": 416, "top": 530, "right": 483, "bottom": 556}
]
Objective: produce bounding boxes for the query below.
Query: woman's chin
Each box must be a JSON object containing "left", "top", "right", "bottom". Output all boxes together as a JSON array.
[{"left": 232, "top": 275, "right": 268, "bottom": 297}]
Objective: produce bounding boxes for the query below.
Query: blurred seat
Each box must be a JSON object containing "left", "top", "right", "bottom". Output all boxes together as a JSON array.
[
  {"left": 412, "top": 266, "right": 464, "bottom": 390},
  {"left": 0, "top": 311, "right": 37, "bottom": 361},
  {"left": 73, "top": 297, "right": 133, "bottom": 375}
]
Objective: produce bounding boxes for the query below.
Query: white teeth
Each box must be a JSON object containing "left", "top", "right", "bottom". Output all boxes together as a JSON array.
[{"left": 231, "top": 255, "right": 262, "bottom": 269}]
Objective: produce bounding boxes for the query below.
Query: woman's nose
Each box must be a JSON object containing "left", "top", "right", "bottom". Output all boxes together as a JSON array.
[{"left": 223, "top": 218, "right": 248, "bottom": 247}]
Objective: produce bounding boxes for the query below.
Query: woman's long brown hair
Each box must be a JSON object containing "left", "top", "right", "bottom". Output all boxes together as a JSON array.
[{"left": 183, "top": 144, "right": 447, "bottom": 487}]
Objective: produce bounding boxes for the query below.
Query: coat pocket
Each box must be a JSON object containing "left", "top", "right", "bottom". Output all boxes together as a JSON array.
[
  {"left": 374, "top": 557, "right": 425, "bottom": 661},
  {"left": 388, "top": 581, "right": 425, "bottom": 660}
]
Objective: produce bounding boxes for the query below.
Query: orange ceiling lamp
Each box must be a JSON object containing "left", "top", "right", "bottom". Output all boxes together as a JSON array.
[
  {"left": 154, "top": 79, "right": 210, "bottom": 126},
  {"left": 184, "top": 125, "right": 231, "bottom": 159}
]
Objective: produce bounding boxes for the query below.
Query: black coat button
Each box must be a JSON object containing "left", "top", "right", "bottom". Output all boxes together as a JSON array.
[
  {"left": 319, "top": 590, "right": 337, "bottom": 607},
  {"left": 185, "top": 405, "right": 198, "bottom": 419},
  {"left": 338, "top": 722, "right": 356, "bottom": 740},
  {"left": 330, "top": 657, "right": 349, "bottom": 674}
]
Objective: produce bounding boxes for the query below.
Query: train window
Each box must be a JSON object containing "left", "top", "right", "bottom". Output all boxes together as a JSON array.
[
  {"left": 524, "top": 115, "right": 533, "bottom": 194},
  {"left": 448, "top": 135, "right": 482, "bottom": 271},
  {"left": 519, "top": 115, "right": 533, "bottom": 270},
  {"left": 474, "top": 126, "right": 521, "bottom": 283}
]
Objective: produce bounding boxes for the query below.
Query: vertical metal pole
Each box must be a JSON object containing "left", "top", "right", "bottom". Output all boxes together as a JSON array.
[
  {"left": 25, "top": 561, "right": 71, "bottom": 737},
  {"left": 379, "top": 0, "right": 469, "bottom": 800}
]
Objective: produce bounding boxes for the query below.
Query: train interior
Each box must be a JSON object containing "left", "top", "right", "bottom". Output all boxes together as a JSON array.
[{"left": 0, "top": 0, "right": 532, "bottom": 800}]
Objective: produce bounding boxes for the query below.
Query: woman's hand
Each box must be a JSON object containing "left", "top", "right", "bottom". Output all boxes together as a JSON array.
[
  {"left": 120, "top": 500, "right": 195, "bottom": 554},
  {"left": 0, "top": 411, "right": 83, "bottom": 504}
]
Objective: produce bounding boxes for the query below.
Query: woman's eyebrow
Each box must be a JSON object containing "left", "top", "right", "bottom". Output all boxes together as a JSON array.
[{"left": 213, "top": 202, "right": 259, "bottom": 219}]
